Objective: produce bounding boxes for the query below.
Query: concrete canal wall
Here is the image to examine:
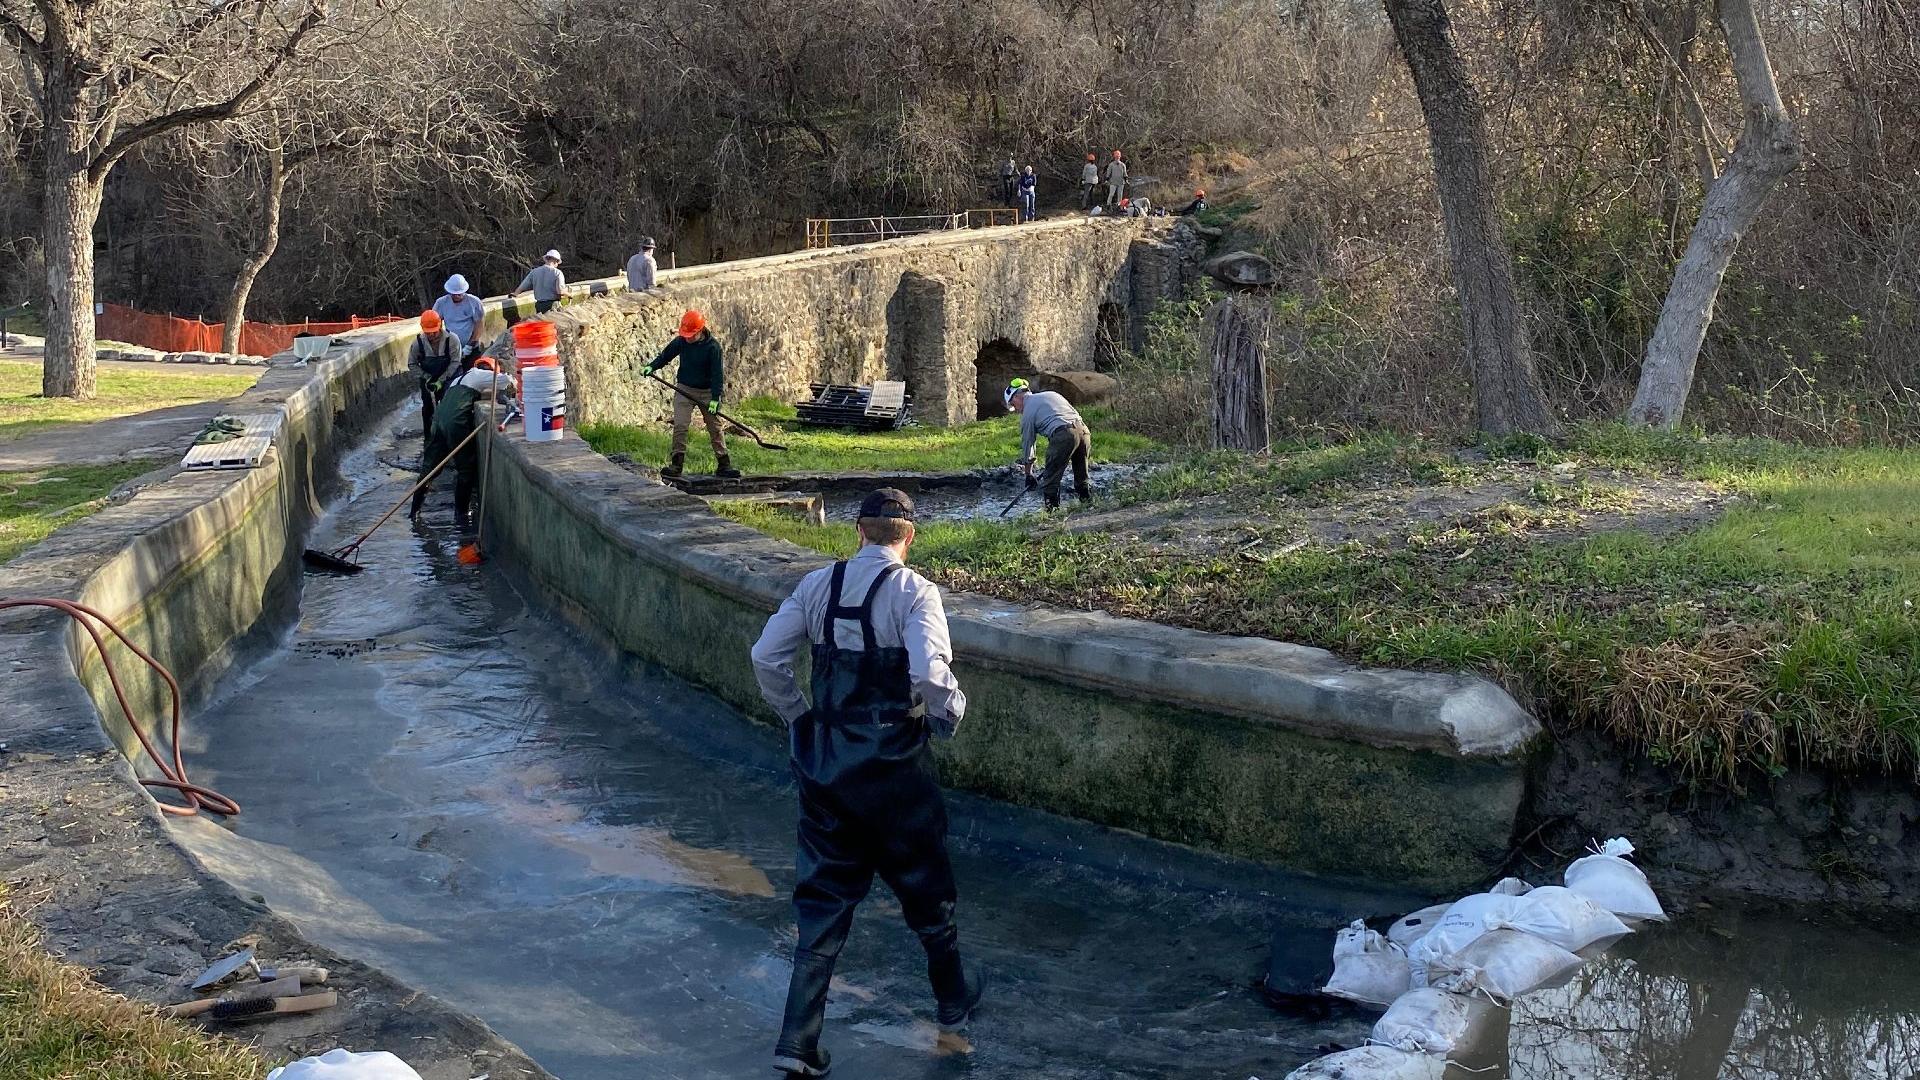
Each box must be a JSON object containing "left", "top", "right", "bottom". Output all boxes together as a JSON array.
[{"left": 480, "top": 429, "right": 1543, "bottom": 892}]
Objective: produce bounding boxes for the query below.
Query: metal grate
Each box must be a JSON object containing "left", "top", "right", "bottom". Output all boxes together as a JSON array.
[{"left": 794, "top": 382, "right": 913, "bottom": 430}]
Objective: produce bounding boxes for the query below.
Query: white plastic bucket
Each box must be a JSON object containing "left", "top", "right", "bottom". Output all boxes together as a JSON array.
[{"left": 522, "top": 367, "right": 565, "bottom": 442}]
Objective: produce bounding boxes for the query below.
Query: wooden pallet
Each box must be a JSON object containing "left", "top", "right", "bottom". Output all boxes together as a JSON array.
[{"left": 794, "top": 381, "right": 912, "bottom": 430}]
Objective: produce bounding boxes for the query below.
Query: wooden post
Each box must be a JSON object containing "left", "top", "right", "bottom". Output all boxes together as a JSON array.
[{"left": 1208, "top": 293, "right": 1271, "bottom": 452}]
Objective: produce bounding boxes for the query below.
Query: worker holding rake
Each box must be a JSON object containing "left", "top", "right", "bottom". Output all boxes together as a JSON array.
[
  {"left": 410, "top": 357, "right": 513, "bottom": 532},
  {"left": 643, "top": 309, "right": 742, "bottom": 479}
]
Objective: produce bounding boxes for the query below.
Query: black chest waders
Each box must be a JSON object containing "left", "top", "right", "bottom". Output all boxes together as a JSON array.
[{"left": 775, "top": 561, "right": 975, "bottom": 1071}]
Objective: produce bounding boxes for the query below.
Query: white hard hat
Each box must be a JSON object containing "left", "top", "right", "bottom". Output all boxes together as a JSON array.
[
  {"left": 444, "top": 274, "right": 469, "bottom": 295},
  {"left": 1003, "top": 378, "right": 1031, "bottom": 409},
  {"left": 543, "top": 249, "right": 562, "bottom": 263}
]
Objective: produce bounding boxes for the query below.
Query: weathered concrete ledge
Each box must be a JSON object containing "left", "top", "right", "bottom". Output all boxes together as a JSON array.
[
  {"left": 483, "top": 427, "right": 1544, "bottom": 891},
  {"left": 0, "top": 310, "right": 552, "bottom": 1077}
]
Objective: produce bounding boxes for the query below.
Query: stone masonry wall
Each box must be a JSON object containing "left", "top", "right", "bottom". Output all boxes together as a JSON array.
[{"left": 545, "top": 218, "right": 1174, "bottom": 429}]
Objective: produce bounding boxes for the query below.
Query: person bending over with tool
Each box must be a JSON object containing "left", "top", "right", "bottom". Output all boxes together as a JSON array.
[
  {"left": 409, "top": 311, "right": 463, "bottom": 435},
  {"left": 750, "top": 488, "right": 983, "bottom": 1078},
  {"left": 1006, "top": 378, "right": 1092, "bottom": 508},
  {"left": 642, "top": 309, "right": 741, "bottom": 479},
  {"left": 411, "top": 357, "right": 513, "bottom": 531}
]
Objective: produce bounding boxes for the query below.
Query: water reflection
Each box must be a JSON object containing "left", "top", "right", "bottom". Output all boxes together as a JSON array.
[{"left": 1499, "top": 908, "right": 1920, "bottom": 1080}]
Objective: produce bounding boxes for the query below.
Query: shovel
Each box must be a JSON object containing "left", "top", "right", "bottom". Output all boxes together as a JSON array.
[
  {"left": 642, "top": 371, "right": 789, "bottom": 451},
  {"left": 302, "top": 424, "right": 485, "bottom": 573}
]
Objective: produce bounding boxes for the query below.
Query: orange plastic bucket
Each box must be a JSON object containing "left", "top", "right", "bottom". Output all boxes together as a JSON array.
[{"left": 513, "top": 320, "right": 558, "bottom": 366}]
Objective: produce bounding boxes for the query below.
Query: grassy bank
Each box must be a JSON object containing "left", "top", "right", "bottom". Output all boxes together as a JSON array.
[
  {"left": 0, "top": 360, "right": 260, "bottom": 444},
  {"left": 0, "top": 891, "right": 266, "bottom": 1079},
  {"left": 581, "top": 397, "right": 1161, "bottom": 475},
  {"left": 714, "top": 425, "right": 1920, "bottom": 784},
  {"left": 0, "top": 461, "right": 163, "bottom": 564}
]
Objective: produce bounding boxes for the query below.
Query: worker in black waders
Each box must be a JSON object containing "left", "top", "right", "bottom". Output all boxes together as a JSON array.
[
  {"left": 750, "top": 488, "right": 983, "bottom": 1077},
  {"left": 410, "top": 357, "right": 510, "bottom": 532}
]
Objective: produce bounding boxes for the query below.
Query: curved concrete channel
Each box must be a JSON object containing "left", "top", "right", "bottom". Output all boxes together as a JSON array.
[{"left": 157, "top": 411, "right": 1920, "bottom": 1080}]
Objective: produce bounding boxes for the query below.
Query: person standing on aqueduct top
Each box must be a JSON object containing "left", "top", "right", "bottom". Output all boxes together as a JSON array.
[
  {"left": 626, "top": 236, "right": 659, "bottom": 293},
  {"left": 750, "top": 486, "right": 983, "bottom": 1078},
  {"left": 1000, "top": 156, "right": 1018, "bottom": 207},
  {"left": 1018, "top": 165, "right": 1038, "bottom": 223},
  {"left": 643, "top": 309, "right": 741, "bottom": 480},
  {"left": 1105, "top": 149, "right": 1128, "bottom": 209},
  {"left": 433, "top": 275, "right": 486, "bottom": 364},
  {"left": 514, "top": 249, "right": 567, "bottom": 313},
  {"left": 1080, "top": 153, "right": 1100, "bottom": 210}
]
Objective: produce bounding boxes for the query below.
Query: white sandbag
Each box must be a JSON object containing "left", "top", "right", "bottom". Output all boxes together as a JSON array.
[
  {"left": 1321, "top": 920, "right": 1411, "bottom": 1008},
  {"left": 1369, "top": 988, "right": 1473, "bottom": 1055},
  {"left": 268, "top": 1049, "right": 423, "bottom": 1080},
  {"left": 1407, "top": 892, "right": 1528, "bottom": 976},
  {"left": 1385, "top": 904, "right": 1450, "bottom": 951},
  {"left": 1488, "top": 876, "right": 1534, "bottom": 896},
  {"left": 1564, "top": 837, "right": 1667, "bottom": 922},
  {"left": 1284, "top": 1045, "right": 1447, "bottom": 1080},
  {"left": 1428, "top": 928, "right": 1582, "bottom": 1004},
  {"left": 1506, "top": 885, "right": 1631, "bottom": 952}
]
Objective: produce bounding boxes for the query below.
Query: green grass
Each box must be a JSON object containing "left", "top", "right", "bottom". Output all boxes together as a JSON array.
[
  {"left": 580, "top": 397, "right": 1162, "bottom": 475},
  {"left": 0, "top": 890, "right": 268, "bottom": 1079},
  {"left": 717, "top": 423, "right": 1920, "bottom": 783},
  {"left": 0, "top": 360, "right": 260, "bottom": 444},
  {"left": 0, "top": 461, "right": 162, "bottom": 563}
]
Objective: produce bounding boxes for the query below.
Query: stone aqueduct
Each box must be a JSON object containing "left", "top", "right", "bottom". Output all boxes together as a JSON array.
[{"left": 551, "top": 217, "right": 1188, "bottom": 428}]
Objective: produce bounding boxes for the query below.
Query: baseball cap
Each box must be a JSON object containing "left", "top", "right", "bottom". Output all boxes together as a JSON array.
[{"left": 857, "top": 488, "right": 915, "bottom": 521}]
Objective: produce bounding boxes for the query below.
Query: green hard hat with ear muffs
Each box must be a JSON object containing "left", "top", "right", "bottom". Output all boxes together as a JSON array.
[{"left": 1003, "top": 378, "right": 1031, "bottom": 410}]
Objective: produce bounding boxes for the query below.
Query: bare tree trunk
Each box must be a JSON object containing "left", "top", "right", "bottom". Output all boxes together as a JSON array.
[
  {"left": 1383, "top": 0, "right": 1559, "bottom": 437},
  {"left": 220, "top": 145, "right": 287, "bottom": 356},
  {"left": 1209, "top": 295, "right": 1270, "bottom": 452},
  {"left": 1628, "top": 0, "right": 1802, "bottom": 429},
  {"left": 37, "top": 51, "right": 103, "bottom": 400}
]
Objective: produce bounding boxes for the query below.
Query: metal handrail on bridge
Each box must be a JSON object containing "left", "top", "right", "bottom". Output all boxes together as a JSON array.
[{"left": 803, "top": 208, "right": 1019, "bottom": 249}]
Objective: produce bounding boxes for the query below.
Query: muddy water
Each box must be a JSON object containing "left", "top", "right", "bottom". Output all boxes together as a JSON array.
[
  {"left": 820, "top": 464, "right": 1143, "bottom": 522},
  {"left": 169, "top": 418, "right": 1920, "bottom": 1079}
]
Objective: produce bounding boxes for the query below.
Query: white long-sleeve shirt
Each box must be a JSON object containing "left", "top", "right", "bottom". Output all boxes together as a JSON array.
[{"left": 750, "top": 545, "right": 967, "bottom": 735}]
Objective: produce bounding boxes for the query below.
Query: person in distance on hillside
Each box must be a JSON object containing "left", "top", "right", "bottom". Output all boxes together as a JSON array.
[
  {"left": 513, "top": 249, "right": 567, "bottom": 313},
  {"left": 433, "top": 275, "right": 486, "bottom": 366},
  {"left": 1018, "top": 165, "right": 1038, "bottom": 223},
  {"left": 642, "top": 309, "right": 740, "bottom": 480},
  {"left": 1006, "top": 377, "right": 1092, "bottom": 509},
  {"left": 1104, "top": 149, "right": 1128, "bottom": 209},
  {"left": 750, "top": 487, "right": 982, "bottom": 1078},
  {"left": 408, "top": 310, "right": 463, "bottom": 436},
  {"left": 626, "top": 237, "right": 659, "bottom": 293},
  {"left": 1177, "top": 189, "right": 1208, "bottom": 216},
  {"left": 1080, "top": 153, "right": 1100, "bottom": 210},
  {"left": 999, "top": 156, "right": 1018, "bottom": 207}
]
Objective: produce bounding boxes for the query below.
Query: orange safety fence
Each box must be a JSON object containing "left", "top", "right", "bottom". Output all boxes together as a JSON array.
[{"left": 95, "top": 303, "right": 406, "bottom": 358}]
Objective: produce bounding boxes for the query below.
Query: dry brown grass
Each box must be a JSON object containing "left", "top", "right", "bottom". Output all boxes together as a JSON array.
[{"left": 0, "top": 892, "right": 267, "bottom": 1080}]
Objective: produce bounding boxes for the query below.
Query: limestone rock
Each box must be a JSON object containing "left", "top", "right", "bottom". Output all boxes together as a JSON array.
[
  {"left": 1034, "top": 370, "right": 1118, "bottom": 407},
  {"left": 1204, "top": 250, "right": 1277, "bottom": 288}
]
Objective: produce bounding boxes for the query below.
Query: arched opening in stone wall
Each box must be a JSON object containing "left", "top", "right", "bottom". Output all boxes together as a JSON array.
[
  {"left": 1093, "top": 303, "right": 1126, "bottom": 373},
  {"left": 975, "top": 338, "right": 1037, "bottom": 420}
]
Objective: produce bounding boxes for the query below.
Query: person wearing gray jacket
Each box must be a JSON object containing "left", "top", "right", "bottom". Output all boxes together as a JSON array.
[
  {"left": 1005, "top": 378, "right": 1092, "bottom": 509},
  {"left": 514, "top": 250, "right": 567, "bottom": 313},
  {"left": 625, "top": 237, "right": 658, "bottom": 292},
  {"left": 1104, "top": 150, "right": 1128, "bottom": 208}
]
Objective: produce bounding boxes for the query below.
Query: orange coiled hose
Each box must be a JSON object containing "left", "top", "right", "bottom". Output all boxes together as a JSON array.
[{"left": 0, "top": 597, "right": 239, "bottom": 817}]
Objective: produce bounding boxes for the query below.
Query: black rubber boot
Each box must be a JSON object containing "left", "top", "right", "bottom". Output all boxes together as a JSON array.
[
  {"left": 409, "top": 489, "right": 426, "bottom": 520},
  {"left": 926, "top": 930, "right": 983, "bottom": 1032},
  {"left": 714, "top": 453, "right": 743, "bottom": 480},
  {"left": 660, "top": 452, "right": 685, "bottom": 479},
  {"left": 1075, "top": 486, "right": 1092, "bottom": 504},
  {"left": 773, "top": 950, "right": 835, "bottom": 1076}
]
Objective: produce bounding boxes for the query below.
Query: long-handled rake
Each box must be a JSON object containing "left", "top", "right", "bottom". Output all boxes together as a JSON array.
[
  {"left": 301, "top": 424, "right": 484, "bottom": 574},
  {"left": 642, "top": 370, "right": 789, "bottom": 451}
]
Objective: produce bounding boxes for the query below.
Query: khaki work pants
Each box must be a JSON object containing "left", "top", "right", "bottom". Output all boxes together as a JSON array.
[{"left": 671, "top": 382, "right": 728, "bottom": 457}]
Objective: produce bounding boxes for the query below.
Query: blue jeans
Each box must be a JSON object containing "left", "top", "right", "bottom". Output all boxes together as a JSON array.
[{"left": 1020, "top": 189, "right": 1036, "bottom": 221}]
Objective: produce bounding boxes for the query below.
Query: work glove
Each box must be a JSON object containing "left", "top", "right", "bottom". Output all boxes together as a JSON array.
[{"left": 706, "top": 400, "right": 720, "bottom": 414}]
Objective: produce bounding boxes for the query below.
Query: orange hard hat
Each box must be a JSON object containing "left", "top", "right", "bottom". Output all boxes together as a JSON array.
[
  {"left": 473, "top": 355, "right": 499, "bottom": 372},
  {"left": 678, "top": 310, "right": 706, "bottom": 339},
  {"left": 420, "top": 310, "right": 443, "bottom": 332}
]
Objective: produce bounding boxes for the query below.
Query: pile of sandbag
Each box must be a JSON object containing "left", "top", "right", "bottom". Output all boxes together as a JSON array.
[{"left": 1289, "top": 838, "right": 1664, "bottom": 1079}]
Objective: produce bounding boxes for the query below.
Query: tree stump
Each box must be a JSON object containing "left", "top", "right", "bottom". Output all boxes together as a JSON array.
[{"left": 1208, "top": 294, "right": 1271, "bottom": 452}]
